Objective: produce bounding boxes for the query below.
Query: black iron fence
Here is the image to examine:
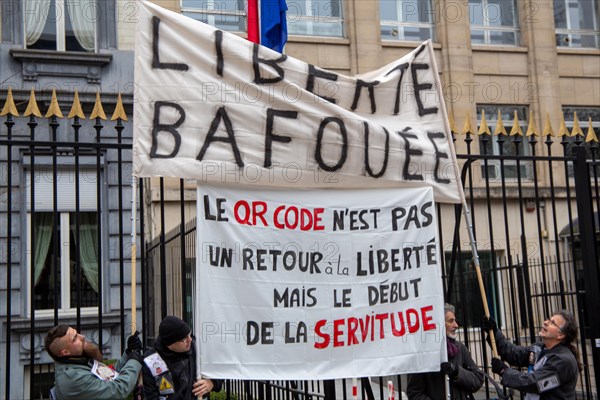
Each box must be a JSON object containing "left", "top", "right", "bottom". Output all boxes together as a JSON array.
[{"left": 1, "top": 92, "right": 599, "bottom": 399}]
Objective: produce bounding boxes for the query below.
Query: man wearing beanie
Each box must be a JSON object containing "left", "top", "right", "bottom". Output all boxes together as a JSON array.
[{"left": 141, "top": 316, "right": 221, "bottom": 399}]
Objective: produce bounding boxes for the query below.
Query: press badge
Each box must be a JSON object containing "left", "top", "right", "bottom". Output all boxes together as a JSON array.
[
  {"left": 537, "top": 375, "right": 560, "bottom": 392},
  {"left": 144, "top": 353, "right": 169, "bottom": 377}
]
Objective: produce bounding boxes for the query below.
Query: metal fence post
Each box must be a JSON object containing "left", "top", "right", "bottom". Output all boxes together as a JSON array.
[
  {"left": 323, "top": 380, "right": 336, "bottom": 400},
  {"left": 573, "top": 146, "right": 600, "bottom": 394}
]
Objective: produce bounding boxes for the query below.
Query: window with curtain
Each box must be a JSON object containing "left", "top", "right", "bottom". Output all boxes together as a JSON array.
[
  {"left": 469, "top": 0, "right": 519, "bottom": 45},
  {"left": 554, "top": 0, "right": 600, "bottom": 48},
  {"left": 24, "top": 0, "right": 96, "bottom": 52},
  {"left": 32, "top": 212, "right": 99, "bottom": 311},
  {"left": 380, "top": 0, "right": 434, "bottom": 41},
  {"left": 477, "top": 105, "right": 533, "bottom": 180},
  {"left": 26, "top": 168, "right": 100, "bottom": 314},
  {"left": 181, "top": 0, "right": 344, "bottom": 37}
]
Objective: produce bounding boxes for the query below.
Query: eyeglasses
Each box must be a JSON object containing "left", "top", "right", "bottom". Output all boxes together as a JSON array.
[{"left": 546, "top": 317, "right": 564, "bottom": 332}]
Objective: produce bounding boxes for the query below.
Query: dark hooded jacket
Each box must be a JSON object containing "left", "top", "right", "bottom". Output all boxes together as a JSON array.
[
  {"left": 406, "top": 339, "right": 484, "bottom": 400},
  {"left": 141, "top": 337, "right": 222, "bottom": 400}
]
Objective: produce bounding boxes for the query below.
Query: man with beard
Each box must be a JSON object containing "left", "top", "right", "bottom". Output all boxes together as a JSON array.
[
  {"left": 141, "top": 316, "right": 221, "bottom": 399},
  {"left": 407, "top": 304, "right": 484, "bottom": 400},
  {"left": 44, "top": 324, "right": 143, "bottom": 400}
]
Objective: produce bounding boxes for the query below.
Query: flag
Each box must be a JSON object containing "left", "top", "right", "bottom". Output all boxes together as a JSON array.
[
  {"left": 247, "top": 0, "right": 259, "bottom": 43},
  {"left": 260, "top": 0, "right": 288, "bottom": 52}
]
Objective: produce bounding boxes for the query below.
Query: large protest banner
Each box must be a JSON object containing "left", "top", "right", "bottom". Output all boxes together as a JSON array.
[
  {"left": 196, "top": 184, "right": 445, "bottom": 379},
  {"left": 134, "top": 1, "right": 462, "bottom": 204}
]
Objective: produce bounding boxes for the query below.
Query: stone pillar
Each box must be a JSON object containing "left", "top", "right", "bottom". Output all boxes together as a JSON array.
[
  {"left": 435, "top": 0, "right": 476, "bottom": 153},
  {"left": 346, "top": 0, "right": 382, "bottom": 74}
]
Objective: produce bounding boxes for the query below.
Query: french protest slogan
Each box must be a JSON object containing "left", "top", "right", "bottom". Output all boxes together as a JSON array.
[
  {"left": 134, "top": 0, "right": 459, "bottom": 380},
  {"left": 134, "top": 1, "right": 462, "bottom": 204},
  {"left": 196, "top": 185, "right": 446, "bottom": 379}
]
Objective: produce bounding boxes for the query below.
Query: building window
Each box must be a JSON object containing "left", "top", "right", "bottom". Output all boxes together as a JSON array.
[
  {"left": 181, "top": 0, "right": 246, "bottom": 32},
  {"left": 181, "top": 0, "right": 344, "bottom": 37},
  {"left": 26, "top": 168, "right": 100, "bottom": 315},
  {"left": 469, "top": 0, "right": 519, "bottom": 45},
  {"left": 562, "top": 106, "right": 600, "bottom": 177},
  {"left": 25, "top": 364, "right": 55, "bottom": 400},
  {"left": 477, "top": 105, "right": 533, "bottom": 180},
  {"left": 380, "top": 0, "right": 434, "bottom": 41},
  {"left": 24, "top": 0, "right": 97, "bottom": 52},
  {"left": 554, "top": 0, "right": 600, "bottom": 48},
  {"left": 287, "top": 0, "right": 343, "bottom": 37},
  {"left": 444, "top": 251, "right": 502, "bottom": 328}
]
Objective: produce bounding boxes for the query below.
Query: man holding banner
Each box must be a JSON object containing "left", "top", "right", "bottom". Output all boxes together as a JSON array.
[
  {"left": 407, "top": 304, "right": 483, "bottom": 400},
  {"left": 141, "top": 316, "right": 221, "bottom": 399}
]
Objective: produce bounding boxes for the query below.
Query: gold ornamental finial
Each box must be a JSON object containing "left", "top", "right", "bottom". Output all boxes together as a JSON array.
[
  {"left": 461, "top": 111, "right": 475, "bottom": 135},
  {"left": 509, "top": 110, "right": 523, "bottom": 136},
  {"left": 557, "top": 115, "right": 569, "bottom": 137},
  {"left": 571, "top": 112, "right": 583, "bottom": 136},
  {"left": 448, "top": 112, "right": 457, "bottom": 134},
  {"left": 494, "top": 110, "right": 507, "bottom": 135},
  {"left": 90, "top": 91, "right": 107, "bottom": 120},
  {"left": 542, "top": 113, "right": 554, "bottom": 136},
  {"left": 23, "top": 88, "right": 42, "bottom": 117},
  {"left": 111, "top": 93, "right": 128, "bottom": 121},
  {"left": 67, "top": 90, "right": 86, "bottom": 119},
  {"left": 1, "top": 87, "right": 19, "bottom": 117},
  {"left": 45, "top": 89, "right": 64, "bottom": 118},
  {"left": 525, "top": 111, "right": 538, "bottom": 136},
  {"left": 585, "top": 117, "right": 598, "bottom": 143},
  {"left": 478, "top": 110, "right": 491, "bottom": 135}
]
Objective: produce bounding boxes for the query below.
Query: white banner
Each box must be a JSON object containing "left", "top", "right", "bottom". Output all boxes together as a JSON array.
[
  {"left": 196, "top": 185, "right": 446, "bottom": 380},
  {"left": 134, "top": 2, "right": 462, "bottom": 203}
]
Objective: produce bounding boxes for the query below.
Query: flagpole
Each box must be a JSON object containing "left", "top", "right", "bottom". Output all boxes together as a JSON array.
[
  {"left": 131, "top": 175, "right": 138, "bottom": 334},
  {"left": 424, "top": 40, "right": 499, "bottom": 359}
]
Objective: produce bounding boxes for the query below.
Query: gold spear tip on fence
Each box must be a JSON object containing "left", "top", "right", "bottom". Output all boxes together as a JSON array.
[
  {"left": 111, "top": 93, "right": 128, "bottom": 121},
  {"left": 90, "top": 91, "right": 107, "bottom": 120},
  {"left": 461, "top": 111, "right": 474, "bottom": 135},
  {"left": 542, "top": 113, "right": 554, "bottom": 136},
  {"left": 0, "top": 87, "right": 19, "bottom": 117},
  {"left": 494, "top": 110, "right": 507, "bottom": 135},
  {"left": 23, "top": 88, "right": 42, "bottom": 118},
  {"left": 571, "top": 112, "right": 583, "bottom": 136},
  {"left": 45, "top": 89, "right": 64, "bottom": 118},
  {"left": 67, "top": 90, "right": 86, "bottom": 119},
  {"left": 478, "top": 110, "right": 491, "bottom": 135},
  {"left": 447, "top": 112, "right": 457, "bottom": 134},
  {"left": 509, "top": 110, "right": 523, "bottom": 136},
  {"left": 585, "top": 117, "right": 598, "bottom": 143},
  {"left": 557, "top": 115, "right": 569, "bottom": 137},
  {"left": 525, "top": 110, "right": 538, "bottom": 136}
]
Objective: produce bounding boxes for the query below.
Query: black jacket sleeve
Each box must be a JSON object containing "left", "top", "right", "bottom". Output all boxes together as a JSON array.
[
  {"left": 211, "top": 379, "right": 223, "bottom": 392},
  {"left": 406, "top": 373, "right": 433, "bottom": 400},
  {"left": 454, "top": 343, "right": 484, "bottom": 393},
  {"left": 494, "top": 329, "right": 530, "bottom": 368}
]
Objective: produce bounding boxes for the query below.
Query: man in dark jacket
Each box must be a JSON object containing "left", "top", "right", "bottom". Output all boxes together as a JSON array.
[
  {"left": 483, "top": 310, "right": 581, "bottom": 400},
  {"left": 407, "top": 304, "right": 483, "bottom": 400},
  {"left": 142, "top": 316, "right": 221, "bottom": 399}
]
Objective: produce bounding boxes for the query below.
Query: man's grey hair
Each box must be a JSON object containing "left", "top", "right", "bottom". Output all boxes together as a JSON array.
[{"left": 444, "top": 303, "right": 455, "bottom": 314}]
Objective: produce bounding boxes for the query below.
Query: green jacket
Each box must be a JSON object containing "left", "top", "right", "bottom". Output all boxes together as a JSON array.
[{"left": 53, "top": 352, "right": 142, "bottom": 400}]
